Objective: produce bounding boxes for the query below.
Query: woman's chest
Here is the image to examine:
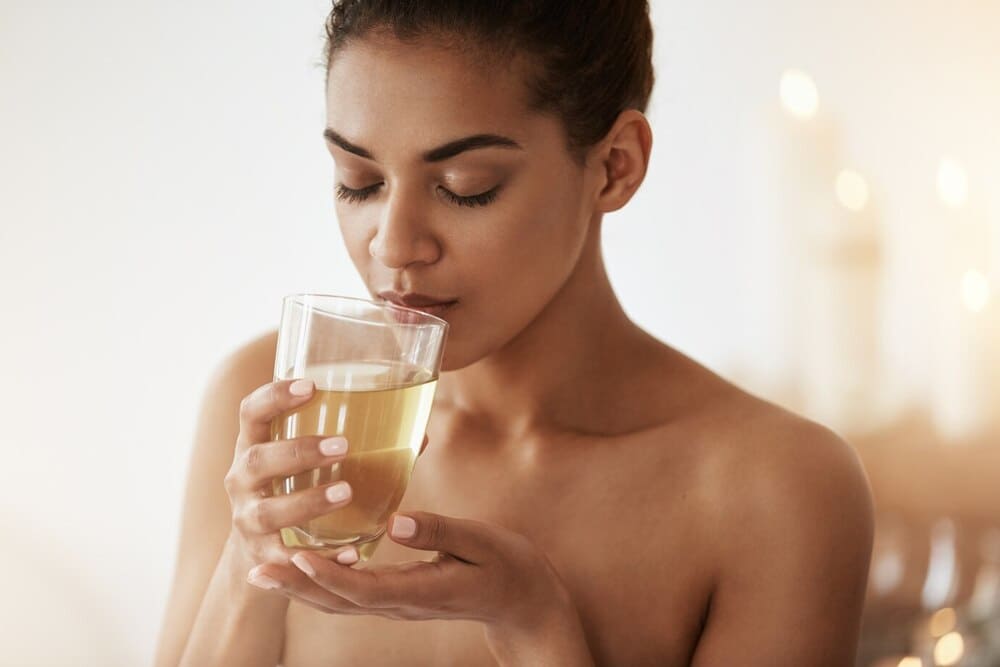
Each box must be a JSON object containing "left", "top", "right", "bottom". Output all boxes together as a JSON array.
[
  {"left": 282, "top": 431, "right": 714, "bottom": 666},
  {"left": 283, "top": 543, "right": 708, "bottom": 666}
]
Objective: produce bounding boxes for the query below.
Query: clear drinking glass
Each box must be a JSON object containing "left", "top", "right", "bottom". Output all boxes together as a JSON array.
[{"left": 270, "top": 294, "right": 448, "bottom": 561}]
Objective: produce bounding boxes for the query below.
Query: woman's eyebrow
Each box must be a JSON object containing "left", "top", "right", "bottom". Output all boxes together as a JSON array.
[{"left": 323, "top": 128, "right": 523, "bottom": 163}]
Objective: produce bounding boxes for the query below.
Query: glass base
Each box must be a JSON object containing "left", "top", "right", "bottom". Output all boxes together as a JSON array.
[{"left": 280, "top": 525, "right": 387, "bottom": 563}]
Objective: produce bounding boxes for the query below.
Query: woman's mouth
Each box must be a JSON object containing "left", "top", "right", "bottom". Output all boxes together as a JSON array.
[
  {"left": 377, "top": 290, "right": 459, "bottom": 316},
  {"left": 399, "top": 300, "right": 458, "bottom": 316}
]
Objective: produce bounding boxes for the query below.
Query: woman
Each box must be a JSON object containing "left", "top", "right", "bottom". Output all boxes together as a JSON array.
[{"left": 156, "top": 2, "right": 874, "bottom": 665}]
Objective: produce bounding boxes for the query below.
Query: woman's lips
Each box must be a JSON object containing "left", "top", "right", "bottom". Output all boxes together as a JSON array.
[
  {"left": 375, "top": 290, "right": 459, "bottom": 317},
  {"left": 401, "top": 300, "right": 458, "bottom": 316}
]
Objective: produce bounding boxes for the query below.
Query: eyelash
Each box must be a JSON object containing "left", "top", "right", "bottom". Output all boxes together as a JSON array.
[{"left": 334, "top": 183, "right": 500, "bottom": 208}]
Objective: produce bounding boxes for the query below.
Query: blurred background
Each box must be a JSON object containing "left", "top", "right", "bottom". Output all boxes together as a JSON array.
[{"left": 2, "top": 1, "right": 999, "bottom": 665}]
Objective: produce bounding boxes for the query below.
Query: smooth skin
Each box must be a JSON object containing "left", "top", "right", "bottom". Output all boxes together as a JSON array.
[{"left": 156, "top": 31, "right": 874, "bottom": 667}]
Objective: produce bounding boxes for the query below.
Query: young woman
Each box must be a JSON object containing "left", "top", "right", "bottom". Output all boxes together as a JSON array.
[{"left": 156, "top": 2, "right": 874, "bottom": 665}]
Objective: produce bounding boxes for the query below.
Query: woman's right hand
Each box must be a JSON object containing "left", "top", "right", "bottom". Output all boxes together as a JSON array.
[{"left": 223, "top": 378, "right": 356, "bottom": 575}]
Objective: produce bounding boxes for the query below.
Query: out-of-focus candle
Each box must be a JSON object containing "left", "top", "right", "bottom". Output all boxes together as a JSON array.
[
  {"left": 747, "top": 69, "right": 842, "bottom": 406},
  {"left": 930, "top": 158, "right": 999, "bottom": 442},
  {"left": 798, "top": 167, "right": 889, "bottom": 434},
  {"left": 933, "top": 631, "right": 965, "bottom": 666},
  {"left": 932, "top": 269, "right": 996, "bottom": 441},
  {"left": 836, "top": 169, "right": 871, "bottom": 213},
  {"left": 779, "top": 69, "right": 820, "bottom": 119},
  {"left": 928, "top": 607, "right": 957, "bottom": 637}
]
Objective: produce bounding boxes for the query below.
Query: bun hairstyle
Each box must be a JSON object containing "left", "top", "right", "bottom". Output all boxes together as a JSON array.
[{"left": 323, "top": 1, "right": 655, "bottom": 165}]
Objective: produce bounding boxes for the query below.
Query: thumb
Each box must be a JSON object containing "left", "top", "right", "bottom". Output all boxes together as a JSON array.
[{"left": 388, "top": 511, "right": 493, "bottom": 563}]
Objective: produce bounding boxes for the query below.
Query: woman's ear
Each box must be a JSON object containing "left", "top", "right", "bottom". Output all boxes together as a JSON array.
[{"left": 587, "top": 109, "right": 653, "bottom": 214}]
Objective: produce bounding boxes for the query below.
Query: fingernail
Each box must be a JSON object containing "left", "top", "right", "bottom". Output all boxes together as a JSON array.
[
  {"left": 291, "top": 553, "right": 316, "bottom": 576},
  {"left": 336, "top": 548, "right": 359, "bottom": 565},
  {"left": 390, "top": 515, "right": 417, "bottom": 539},
  {"left": 248, "top": 573, "right": 281, "bottom": 590},
  {"left": 289, "top": 379, "right": 314, "bottom": 396},
  {"left": 319, "top": 436, "right": 348, "bottom": 456},
  {"left": 326, "top": 481, "right": 351, "bottom": 503}
]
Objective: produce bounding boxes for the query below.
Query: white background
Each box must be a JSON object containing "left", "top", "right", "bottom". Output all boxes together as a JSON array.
[{"left": 1, "top": 1, "right": 998, "bottom": 664}]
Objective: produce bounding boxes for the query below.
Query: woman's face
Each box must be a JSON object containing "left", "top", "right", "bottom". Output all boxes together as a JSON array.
[{"left": 325, "top": 35, "right": 601, "bottom": 371}]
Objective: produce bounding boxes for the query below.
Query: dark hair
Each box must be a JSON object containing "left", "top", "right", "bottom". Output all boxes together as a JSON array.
[{"left": 323, "top": 1, "right": 655, "bottom": 165}]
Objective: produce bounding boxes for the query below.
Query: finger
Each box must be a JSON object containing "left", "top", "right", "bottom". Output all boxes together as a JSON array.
[
  {"left": 281, "top": 578, "right": 413, "bottom": 620},
  {"left": 229, "top": 435, "right": 349, "bottom": 492},
  {"left": 235, "top": 480, "right": 353, "bottom": 534},
  {"left": 238, "top": 379, "right": 316, "bottom": 448},
  {"left": 283, "top": 590, "right": 370, "bottom": 616},
  {"left": 419, "top": 434, "right": 429, "bottom": 457},
  {"left": 288, "top": 551, "right": 457, "bottom": 612},
  {"left": 387, "top": 512, "right": 499, "bottom": 564},
  {"left": 252, "top": 561, "right": 373, "bottom": 614},
  {"left": 249, "top": 561, "right": 371, "bottom": 616}
]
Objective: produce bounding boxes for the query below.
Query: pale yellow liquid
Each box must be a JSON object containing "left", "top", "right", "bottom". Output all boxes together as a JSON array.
[{"left": 270, "top": 361, "right": 437, "bottom": 560}]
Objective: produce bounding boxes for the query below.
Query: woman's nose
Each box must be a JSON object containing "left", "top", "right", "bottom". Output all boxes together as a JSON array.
[{"left": 368, "top": 187, "right": 440, "bottom": 269}]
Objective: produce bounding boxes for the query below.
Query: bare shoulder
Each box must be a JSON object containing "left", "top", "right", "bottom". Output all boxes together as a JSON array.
[
  {"left": 634, "top": 344, "right": 873, "bottom": 526},
  {"left": 212, "top": 328, "right": 279, "bottom": 388},
  {"left": 679, "top": 383, "right": 875, "bottom": 664},
  {"left": 640, "top": 343, "right": 873, "bottom": 520},
  {"left": 192, "top": 329, "right": 280, "bottom": 439},
  {"left": 699, "top": 389, "right": 874, "bottom": 536},
  {"left": 678, "top": 376, "right": 875, "bottom": 557}
]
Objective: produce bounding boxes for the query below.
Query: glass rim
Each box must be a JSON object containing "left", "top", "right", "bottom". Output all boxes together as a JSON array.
[{"left": 282, "top": 292, "right": 450, "bottom": 329}]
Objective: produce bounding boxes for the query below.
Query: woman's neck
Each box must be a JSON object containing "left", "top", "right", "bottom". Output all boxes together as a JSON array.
[{"left": 434, "top": 227, "right": 654, "bottom": 444}]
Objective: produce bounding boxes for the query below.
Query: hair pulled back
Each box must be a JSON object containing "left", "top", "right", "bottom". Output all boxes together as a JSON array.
[{"left": 323, "top": 1, "right": 654, "bottom": 164}]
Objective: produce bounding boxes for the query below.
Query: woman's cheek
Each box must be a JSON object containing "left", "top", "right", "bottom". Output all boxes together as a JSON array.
[{"left": 339, "top": 223, "right": 372, "bottom": 274}]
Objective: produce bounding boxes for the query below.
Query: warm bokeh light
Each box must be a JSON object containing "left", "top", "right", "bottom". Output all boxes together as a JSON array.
[
  {"left": 836, "top": 169, "right": 871, "bottom": 212},
  {"left": 898, "top": 657, "right": 923, "bottom": 667},
  {"left": 933, "top": 631, "right": 964, "bottom": 665},
  {"left": 961, "top": 269, "right": 991, "bottom": 313},
  {"left": 929, "top": 607, "right": 958, "bottom": 637},
  {"left": 780, "top": 69, "right": 819, "bottom": 118},
  {"left": 937, "top": 158, "right": 969, "bottom": 208}
]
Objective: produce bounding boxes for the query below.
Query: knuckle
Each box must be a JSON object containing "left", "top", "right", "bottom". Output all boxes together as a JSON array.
[
  {"left": 290, "top": 439, "right": 305, "bottom": 464},
  {"left": 424, "top": 517, "right": 445, "bottom": 545},
  {"left": 232, "top": 504, "right": 251, "bottom": 533},
  {"left": 265, "top": 543, "right": 292, "bottom": 566},
  {"left": 244, "top": 445, "right": 262, "bottom": 476},
  {"left": 240, "top": 383, "right": 277, "bottom": 420},
  {"left": 251, "top": 499, "right": 271, "bottom": 532},
  {"left": 263, "top": 383, "right": 277, "bottom": 407},
  {"left": 235, "top": 500, "right": 268, "bottom": 534},
  {"left": 238, "top": 393, "right": 254, "bottom": 419}
]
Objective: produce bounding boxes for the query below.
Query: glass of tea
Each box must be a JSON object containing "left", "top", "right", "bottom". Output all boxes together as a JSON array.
[{"left": 270, "top": 293, "right": 448, "bottom": 561}]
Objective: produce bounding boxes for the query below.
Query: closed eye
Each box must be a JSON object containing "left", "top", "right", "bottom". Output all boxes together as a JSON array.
[
  {"left": 334, "top": 183, "right": 501, "bottom": 208},
  {"left": 334, "top": 183, "right": 381, "bottom": 204},
  {"left": 440, "top": 186, "right": 500, "bottom": 208}
]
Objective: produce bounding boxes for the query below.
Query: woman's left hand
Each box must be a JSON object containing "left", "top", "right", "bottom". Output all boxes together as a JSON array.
[{"left": 247, "top": 510, "right": 578, "bottom": 634}]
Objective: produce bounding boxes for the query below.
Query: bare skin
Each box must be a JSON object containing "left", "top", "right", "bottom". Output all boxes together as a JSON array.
[
  {"left": 156, "top": 31, "right": 874, "bottom": 667},
  {"left": 179, "top": 324, "right": 872, "bottom": 666}
]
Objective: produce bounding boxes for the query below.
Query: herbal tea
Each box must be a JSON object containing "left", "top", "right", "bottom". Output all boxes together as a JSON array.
[{"left": 270, "top": 361, "right": 436, "bottom": 552}]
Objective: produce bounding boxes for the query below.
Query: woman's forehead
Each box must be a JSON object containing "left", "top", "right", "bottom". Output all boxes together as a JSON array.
[{"left": 324, "top": 38, "right": 545, "bottom": 157}]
